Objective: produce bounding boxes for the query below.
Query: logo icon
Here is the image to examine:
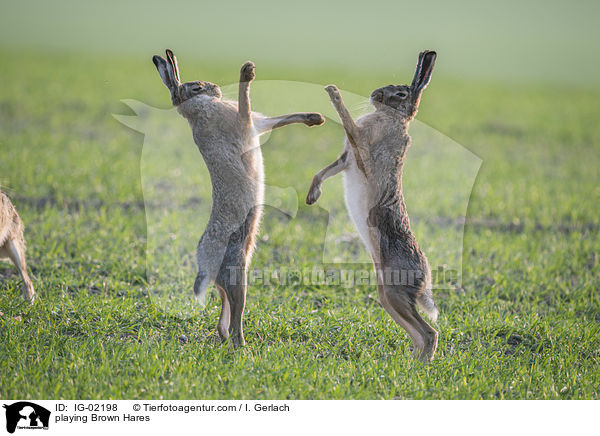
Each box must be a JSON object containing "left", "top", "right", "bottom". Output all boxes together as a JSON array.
[{"left": 3, "top": 402, "right": 50, "bottom": 434}]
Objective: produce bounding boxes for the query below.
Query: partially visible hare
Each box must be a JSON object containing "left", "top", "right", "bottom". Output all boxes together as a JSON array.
[
  {"left": 306, "top": 51, "right": 438, "bottom": 361},
  {"left": 0, "top": 188, "right": 35, "bottom": 302},
  {"left": 152, "top": 49, "right": 325, "bottom": 346}
]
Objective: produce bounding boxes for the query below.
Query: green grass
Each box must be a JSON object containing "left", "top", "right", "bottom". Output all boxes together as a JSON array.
[{"left": 1, "top": 50, "right": 599, "bottom": 399}]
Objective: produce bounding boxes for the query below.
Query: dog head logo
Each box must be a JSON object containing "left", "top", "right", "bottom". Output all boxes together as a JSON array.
[{"left": 3, "top": 402, "right": 50, "bottom": 434}]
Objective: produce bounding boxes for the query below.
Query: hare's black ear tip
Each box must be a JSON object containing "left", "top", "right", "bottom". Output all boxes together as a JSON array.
[
  {"left": 152, "top": 55, "right": 161, "bottom": 66},
  {"left": 166, "top": 49, "right": 174, "bottom": 57}
]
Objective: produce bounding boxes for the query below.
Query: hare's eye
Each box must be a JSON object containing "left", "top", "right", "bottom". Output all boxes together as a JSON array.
[
  {"left": 193, "top": 86, "right": 203, "bottom": 92},
  {"left": 396, "top": 92, "right": 408, "bottom": 99}
]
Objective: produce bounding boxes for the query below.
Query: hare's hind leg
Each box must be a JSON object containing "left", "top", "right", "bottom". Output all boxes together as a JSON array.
[
  {"left": 193, "top": 230, "right": 229, "bottom": 303},
  {"left": 215, "top": 284, "right": 231, "bottom": 341},
  {"left": 194, "top": 231, "right": 235, "bottom": 342},
  {"left": 215, "top": 241, "right": 247, "bottom": 347},
  {"left": 379, "top": 284, "right": 438, "bottom": 362},
  {"left": 214, "top": 207, "right": 260, "bottom": 347},
  {"left": 4, "top": 238, "right": 35, "bottom": 302}
]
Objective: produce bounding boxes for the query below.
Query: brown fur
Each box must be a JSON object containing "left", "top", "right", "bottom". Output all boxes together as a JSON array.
[
  {"left": 0, "top": 189, "right": 35, "bottom": 302},
  {"left": 306, "top": 51, "right": 439, "bottom": 361},
  {"left": 153, "top": 50, "right": 325, "bottom": 346}
]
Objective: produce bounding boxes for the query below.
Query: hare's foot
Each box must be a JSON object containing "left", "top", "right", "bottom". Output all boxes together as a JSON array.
[
  {"left": 325, "top": 84, "right": 341, "bottom": 101},
  {"left": 254, "top": 112, "right": 325, "bottom": 134},
  {"left": 238, "top": 62, "right": 255, "bottom": 123},
  {"left": 240, "top": 61, "right": 255, "bottom": 82},
  {"left": 216, "top": 285, "right": 231, "bottom": 341},
  {"left": 304, "top": 113, "right": 325, "bottom": 126},
  {"left": 305, "top": 154, "right": 349, "bottom": 205},
  {"left": 381, "top": 287, "right": 438, "bottom": 363},
  {"left": 305, "top": 182, "right": 322, "bottom": 205}
]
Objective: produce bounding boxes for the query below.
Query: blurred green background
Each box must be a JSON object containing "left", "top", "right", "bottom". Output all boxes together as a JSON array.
[{"left": 2, "top": 0, "right": 599, "bottom": 85}]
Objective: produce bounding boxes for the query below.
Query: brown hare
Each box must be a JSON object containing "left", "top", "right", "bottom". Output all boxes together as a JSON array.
[
  {"left": 0, "top": 188, "right": 35, "bottom": 303},
  {"left": 306, "top": 51, "right": 438, "bottom": 361},
  {"left": 152, "top": 49, "right": 325, "bottom": 346}
]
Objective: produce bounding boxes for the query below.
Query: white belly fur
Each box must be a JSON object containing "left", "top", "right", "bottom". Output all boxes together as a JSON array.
[
  {"left": 248, "top": 133, "right": 265, "bottom": 206},
  {"left": 343, "top": 161, "right": 377, "bottom": 260}
]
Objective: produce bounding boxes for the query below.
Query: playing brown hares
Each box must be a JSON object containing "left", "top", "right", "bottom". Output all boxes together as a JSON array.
[
  {"left": 306, "top": 51, "right": 438, "bottom": 361},
  {"left": 1, "top": 188, "right": 35, "bottom": 303},
  {"left": 152, "top": 50, "right": 325, "bottom": 346}
]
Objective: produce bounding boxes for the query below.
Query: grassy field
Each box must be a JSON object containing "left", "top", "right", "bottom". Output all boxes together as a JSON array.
[{"left": 1, "top": 50, "right": 599, "bottom": 399}]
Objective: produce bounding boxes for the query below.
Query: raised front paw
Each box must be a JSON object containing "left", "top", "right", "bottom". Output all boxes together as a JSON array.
[
  {"left": 240, "top": 61, "right": 255, "bottom": 82},
  {"left": 305, "top": 113, "right": 325, "bottom": 127},
  {"left": 305, "top": 183, "right": 322, "bottom": 205},
  {"left": 325, "top": 84, "right": 341, "bottom": 101}
]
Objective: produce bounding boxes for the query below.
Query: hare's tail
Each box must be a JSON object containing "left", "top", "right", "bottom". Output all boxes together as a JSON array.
[
  {"left": 193, "top": 271, "right": 210, "bottom": 305},
  {"left": 417, "top": 288, "right": 439, "bottom": 322}
]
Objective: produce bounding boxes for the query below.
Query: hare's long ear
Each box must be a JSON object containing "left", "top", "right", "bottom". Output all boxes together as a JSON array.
[
  {"left": 165, "top": 49, "right": 181, "bottom": 86},
  {"left": 152, "top": 54, "right": 177, "bottom": 91},
  {"left": 411, "top": 50, "right": 436, "bottom": 93}
]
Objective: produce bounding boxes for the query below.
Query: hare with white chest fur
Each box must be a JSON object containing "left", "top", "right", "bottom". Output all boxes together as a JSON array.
[
  {"left": 306, "top": 51, "right": 439, "bottom": 361},
  {"left": 153, "top": 50, "right": 325, "bottom": 346}
]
